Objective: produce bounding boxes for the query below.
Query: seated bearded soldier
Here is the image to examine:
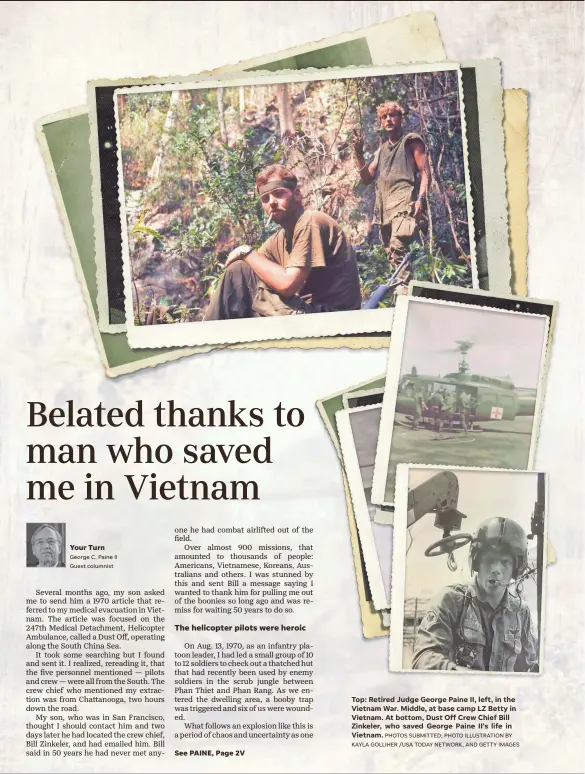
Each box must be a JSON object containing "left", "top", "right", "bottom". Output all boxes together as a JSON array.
[{"left": 203, "top": 164, "right": 362, "bottom": 320}]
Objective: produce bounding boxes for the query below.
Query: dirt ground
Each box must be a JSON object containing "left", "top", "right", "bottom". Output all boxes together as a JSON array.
[{"left": 383, "top": 413, "right": 535, "bottom": 504}]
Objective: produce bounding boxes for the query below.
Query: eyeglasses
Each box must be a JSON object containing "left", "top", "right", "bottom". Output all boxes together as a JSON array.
[{"left": 34, "top": 539, "right": 58, "bottom": 547}]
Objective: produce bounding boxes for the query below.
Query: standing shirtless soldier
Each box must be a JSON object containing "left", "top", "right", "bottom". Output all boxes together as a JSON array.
[
  {"left": 203, "top": 164, "right": 361, "bottom": 320},
  {"left": 352, "top": 101, "right": 430, "bottom": 292}
]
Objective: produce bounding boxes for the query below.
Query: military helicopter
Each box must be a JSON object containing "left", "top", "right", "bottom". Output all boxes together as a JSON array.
[{"left": 396, "top": 340, "right": 537, "bottom": 426}]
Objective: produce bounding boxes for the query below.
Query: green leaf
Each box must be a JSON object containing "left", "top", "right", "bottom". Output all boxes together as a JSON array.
[{"left": 133, "top": 224, "right": 165, "bottom": 241}]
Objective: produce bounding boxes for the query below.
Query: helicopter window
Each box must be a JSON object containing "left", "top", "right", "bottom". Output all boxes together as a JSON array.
[
  {"left": 437, "top": 384, "right": 456, "bottom": 398},
  {"left": 400, "top": 379, "right": 416, "bottom": 395}
]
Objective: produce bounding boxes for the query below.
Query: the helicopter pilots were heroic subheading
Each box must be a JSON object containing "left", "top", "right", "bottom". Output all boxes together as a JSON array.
[{"left": 411, "top": 517, "right": 539, "bottom": 672}]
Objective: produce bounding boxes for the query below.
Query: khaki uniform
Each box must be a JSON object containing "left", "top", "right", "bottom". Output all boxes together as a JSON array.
[
  {"left": 428, "top": 391, "right": 444, "bottom": 430},
  {"left": 412, "top": 578, "right": 539, "bottom": 672},
  {"left": 203, "top": 210, "right": 361, "bottom": 320},
  {"left": 412, "top": 389, "right": 426, "bottom": 429},
  {"left": 255, "top": 210, "right": 361, "bottom": 315},
  {"left": 458, "top": 391, "right": 472, "bottom": 431},
  {"left": 441, "top": 394, "right": 456, "bottom": 428},
  {"left": 428, "top": 391, "right": 444, "bottom": 409},
  {"left": 372, "top": 132, "right": 425, "bottom": 287}
]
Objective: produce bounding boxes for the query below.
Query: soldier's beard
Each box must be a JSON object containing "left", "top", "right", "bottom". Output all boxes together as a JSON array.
[{"left": 38, "top": 552, "right": 58, "bottom": 567}]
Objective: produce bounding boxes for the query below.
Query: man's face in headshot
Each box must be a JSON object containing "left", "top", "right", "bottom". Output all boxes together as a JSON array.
[
  {"left": 32, "top": 526, "right": 61, "bottom": 567},
  {"left": 476, "top": 546, "right": 515, "bottom": 598}
]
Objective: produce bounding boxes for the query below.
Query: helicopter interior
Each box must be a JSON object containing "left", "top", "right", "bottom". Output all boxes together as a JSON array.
[{"left": 400, "top": 379, "right": 478, "bottom": 414}]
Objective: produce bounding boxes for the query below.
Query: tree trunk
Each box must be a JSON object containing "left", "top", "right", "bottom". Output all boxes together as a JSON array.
[
  {"left": 147, "top": 90, "right": 181, "bottom": 185},
  {"left": 217, "top": 86, "right": 227, "bottom": 144},
  {"left": 416, "top": 78, "right": 469, "bottom": 263},
  {"left": 117, "top": 93, "right": 128, "bottom": 112},
  {"left": 277, "top": 83, "right": 295, "bottom": 137},
  {"left": 236, "top": 86, "right": 246, "bottom": 131},
  {"left": 189, "top": 89, "right": 200, "bottom": 111}
]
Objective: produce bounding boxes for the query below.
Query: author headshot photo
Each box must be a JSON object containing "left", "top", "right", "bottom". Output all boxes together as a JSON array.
[{"left": 26, "top": 523, "right": 66, "bottom": 568}]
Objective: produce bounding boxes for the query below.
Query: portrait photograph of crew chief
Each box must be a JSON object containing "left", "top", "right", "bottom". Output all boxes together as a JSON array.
[
  {"left": 26, "top": 523, "right": 66, "bottom": 568},
  {"left": 396, "top": 468, "right": 545, "bottom": 674},
  {"left": 412, "top": 517, "right": 539, "bottom": 672}
]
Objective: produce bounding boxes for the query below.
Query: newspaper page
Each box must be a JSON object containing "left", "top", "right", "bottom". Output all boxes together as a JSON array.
[{"left": 2, "top": 3, "right": 584, "bottom": 774}]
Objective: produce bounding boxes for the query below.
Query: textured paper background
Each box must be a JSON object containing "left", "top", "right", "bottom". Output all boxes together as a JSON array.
[{"left": 2, "top": 3, "right": 584, "bottom": 773}]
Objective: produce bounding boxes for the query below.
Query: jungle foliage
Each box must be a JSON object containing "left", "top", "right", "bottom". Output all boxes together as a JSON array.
[{"left": 118, "top": 72, "right": 472, "bottom": 324}]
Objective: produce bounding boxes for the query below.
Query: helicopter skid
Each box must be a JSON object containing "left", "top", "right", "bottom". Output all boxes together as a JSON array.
[
  {"left": 399, "top": 417, "right": 482, "bottom": 434},
  {"left": 385, "top": 414, "right": 535, "bottom": 504}
]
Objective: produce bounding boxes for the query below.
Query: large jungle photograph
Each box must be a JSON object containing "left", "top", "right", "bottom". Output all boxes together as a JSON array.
[{"left": 117, "top": 69, "right": 473, "bottom": 325}]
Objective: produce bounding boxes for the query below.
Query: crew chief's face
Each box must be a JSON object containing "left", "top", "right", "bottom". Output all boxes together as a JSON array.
[
  {"left": 379, "top": 109, "right": 403, "bottom": 134},
  {"left": 32, "top": 527, "right": 61, "bottom": 567},
  {"left": 476, "top": 546, "right": 515, "bottom": 596},
  {"left": 259, "top": 182, "right": 302, "bottom": 224}
]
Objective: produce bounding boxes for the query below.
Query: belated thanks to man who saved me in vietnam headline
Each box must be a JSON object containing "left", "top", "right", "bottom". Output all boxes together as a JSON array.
[{"left": 25, "top": 400, "right": 306, "bottom": 503}]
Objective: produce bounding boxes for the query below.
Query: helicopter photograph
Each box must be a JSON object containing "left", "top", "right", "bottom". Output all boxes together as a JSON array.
[
  {"left": 371, "top": 296, "right": 550, "bottom": 508},
  {"left": 395, "top": 339, "right": 538, "bottom": 428},
  {"left": 388, "top": 465, "right": 546, "bottom": 674}
]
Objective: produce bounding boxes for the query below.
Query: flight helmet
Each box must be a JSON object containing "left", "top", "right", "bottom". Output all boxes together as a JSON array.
[{"left": 469, "top": 517, "right": 528, "bottom": 579}]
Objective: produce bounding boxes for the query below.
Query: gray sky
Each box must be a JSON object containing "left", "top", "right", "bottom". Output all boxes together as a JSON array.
[
  {"left": 348, "top": 406, "right": 381, "bottom": 488},
  {"left": 400, "top": 301, "right": 548, "bottom": 389},
  {"left": 402, "top": 468, "right": 540, "bottom": 598}
]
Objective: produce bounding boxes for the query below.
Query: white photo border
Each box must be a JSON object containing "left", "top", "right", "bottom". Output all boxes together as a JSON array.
[
  {"left": 389, "top": 463, "right": 548, "bottom": 675},
  {"left": 113, "top": 62, "right": 477, "bottom": 349},
  {"left": 336, "top": 406, "right": 393, "bottom": 611},
  {"left": 371, "top": 293, "right": 553, "bottom": 508}
]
